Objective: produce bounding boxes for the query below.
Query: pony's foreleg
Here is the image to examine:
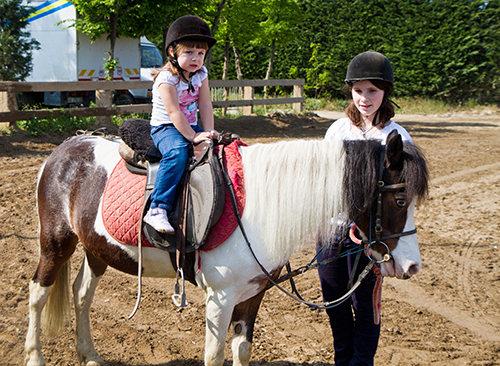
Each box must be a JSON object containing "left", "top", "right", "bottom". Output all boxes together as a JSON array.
[
  {"left": 25, "top": 281, "right": 52, "bottom": 366},
  {"left": 230, "top": 291, "right": 267, "bottom": 366},
  {"left": 204, "top": 289, "right": 237, "bottom": 366},
  {"left": 72, "top": 251, "right": 107, "bottom": 366}
]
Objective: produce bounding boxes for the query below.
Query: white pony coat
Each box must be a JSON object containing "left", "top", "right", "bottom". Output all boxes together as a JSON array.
[{"left": 239, "top": 139, "right": 346, "bottom": 267}]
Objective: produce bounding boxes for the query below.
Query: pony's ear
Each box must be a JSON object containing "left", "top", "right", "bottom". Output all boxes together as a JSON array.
[{"left": 386, "top": 130, "right": 403, "bottom": 170}]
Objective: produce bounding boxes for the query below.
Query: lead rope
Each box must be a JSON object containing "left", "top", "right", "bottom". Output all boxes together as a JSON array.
[{"left": 349, "top": 223, "right": 384, "bottom": 325}]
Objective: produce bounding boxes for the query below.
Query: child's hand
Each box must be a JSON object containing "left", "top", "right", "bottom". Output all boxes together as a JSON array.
[
  {"left": 206, "top": 129, "right": 219, "bottom": 139},
  {"left": 193, "top": 130, "right": 219, "bottom": 144}
]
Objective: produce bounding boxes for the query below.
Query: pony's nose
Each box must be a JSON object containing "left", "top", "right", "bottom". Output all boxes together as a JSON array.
[{"left": 401, "top": 262, "right": 420, "bottom": 279}]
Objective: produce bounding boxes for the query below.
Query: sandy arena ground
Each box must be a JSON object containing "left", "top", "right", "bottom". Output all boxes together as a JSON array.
[{"left": 0, "top": 110, "right": 499, "bottom": 365}]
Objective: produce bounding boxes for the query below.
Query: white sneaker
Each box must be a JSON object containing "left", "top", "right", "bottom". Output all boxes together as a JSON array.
[{"left": 144, "top": 207, "right": 175, "bottom": 235}]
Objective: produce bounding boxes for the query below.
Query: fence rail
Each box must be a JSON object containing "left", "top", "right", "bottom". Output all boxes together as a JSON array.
[{"left": 0, "top": 79, "right": 304, "bottom": 123}]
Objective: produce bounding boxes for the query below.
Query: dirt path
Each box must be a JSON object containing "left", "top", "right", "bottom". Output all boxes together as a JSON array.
[{"left": 1, "top": 111, "right": 499, "bottom": 365}]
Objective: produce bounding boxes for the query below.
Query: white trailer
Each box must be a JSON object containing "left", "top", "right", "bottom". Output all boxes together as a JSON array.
[{"left": 22, "top": 0, "right": 162, "bottom": 106}]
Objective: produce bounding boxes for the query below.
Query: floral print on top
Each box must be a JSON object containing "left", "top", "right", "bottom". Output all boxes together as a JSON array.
[
  {"left": 150, "top": 66, "right": 208, "bottom": 127},
  {"left": 179, "top": 84, "right": 200, "bottom": 125}
]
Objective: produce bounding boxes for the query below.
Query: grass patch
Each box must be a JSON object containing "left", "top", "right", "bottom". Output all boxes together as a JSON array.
[
  {"left": 17, "top": 113, "right": 96, "bottom": 137},
  {"left": 15, "top": 111, "right": 151, "bottom": 137}
]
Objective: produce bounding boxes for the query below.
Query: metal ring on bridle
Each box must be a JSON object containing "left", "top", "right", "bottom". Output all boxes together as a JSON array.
[{"left": 366, "top": 241, "right": 392, "bottom": 263}]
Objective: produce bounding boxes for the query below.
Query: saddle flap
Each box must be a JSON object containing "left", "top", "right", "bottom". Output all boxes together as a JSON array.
[
  {"left": 143, "top": 141, "right": 225, "bottom": 252},
  {"left": 185, "top": 146, "right": 225, "bottom": 246}
]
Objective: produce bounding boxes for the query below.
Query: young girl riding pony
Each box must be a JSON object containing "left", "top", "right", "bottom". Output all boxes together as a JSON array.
[{"left": 144, "top": 15, "right": 219, "bottom": 234}]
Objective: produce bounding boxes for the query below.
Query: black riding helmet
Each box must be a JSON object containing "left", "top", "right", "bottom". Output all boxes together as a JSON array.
[
  {"left": 165, "top": 15, "right": 216, "bottom": 86},
  {"left": 166, "top": 15, "right": 216, "bottom": 56},
  {"left": 345, "top": 51, "right": 396, "bottom": 126},
  {"left": 345, "top": 51, "right": 393, "bottom": 85}
]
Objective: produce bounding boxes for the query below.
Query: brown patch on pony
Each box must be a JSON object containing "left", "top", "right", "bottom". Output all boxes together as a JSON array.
[
  {"left": 231, "top": 291, "right": 267, "bottom": 342},
  {"left": 36, "top": 136, "right": 140, "bottom": 284},
  {"left": 233, "top": 267, "right": 282, "bottom": 342}
]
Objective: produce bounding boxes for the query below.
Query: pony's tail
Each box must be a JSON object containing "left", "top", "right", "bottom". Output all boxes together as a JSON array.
[{"left": 41, "top": 260, "right": 71, "bottom": 337}]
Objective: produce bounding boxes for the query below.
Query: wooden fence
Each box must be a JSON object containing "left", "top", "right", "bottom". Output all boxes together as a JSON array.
[{"left": 0, "top": 79, "right": 304, "bottom": 123}]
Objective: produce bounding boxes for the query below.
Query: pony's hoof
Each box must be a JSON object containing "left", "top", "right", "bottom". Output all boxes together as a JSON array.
[
  {"left": 78, "top": 353, "right": 105, "bottom": 366},
  {"left": 85, "top": 362, "right": 104, "bottom": 366},
  {"left": 25, "top": 350, "right": 46, "bottom": 366}
]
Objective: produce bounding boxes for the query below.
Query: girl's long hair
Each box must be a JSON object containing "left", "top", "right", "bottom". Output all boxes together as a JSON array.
[
  {"left": 152, "top": 39, "right": 209, "bottom": 82},
  {"left": 345, "top": 79, "right": 394, "bottom": 127}
]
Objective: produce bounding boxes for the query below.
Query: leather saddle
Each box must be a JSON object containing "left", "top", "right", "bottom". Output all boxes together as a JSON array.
[{"left": 118, "top": 118, "right": 228, "bottom": 253}]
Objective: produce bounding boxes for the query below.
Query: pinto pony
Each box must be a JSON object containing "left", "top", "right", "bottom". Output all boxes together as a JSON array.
[{"left": 25, "top": 130, "right": 428, "bottom": 366}]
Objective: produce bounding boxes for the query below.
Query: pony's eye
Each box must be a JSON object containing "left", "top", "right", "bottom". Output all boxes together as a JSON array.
[{"left": 396, "top": 200, "right": 406, "bottom": 207}]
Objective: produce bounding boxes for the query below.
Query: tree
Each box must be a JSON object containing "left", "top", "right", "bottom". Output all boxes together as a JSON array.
[
  {"left": 0, "top": 0, "right": 39, "bottom": 81},
  {"left": 256, "top": 0, "right": 301, "bottom": 96},
  {"left": 211, "top": 0, "right": 261, "bottom": 105},
  {"left": 268, "top": 0, "right": 500, "bottom": 103},
  {"left": 65, "top": 0, "right": 178, "bottom": 120}
]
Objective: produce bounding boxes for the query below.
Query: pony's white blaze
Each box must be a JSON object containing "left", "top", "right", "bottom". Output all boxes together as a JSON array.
[{"left": 380, "top": 200, "right": 421, "bottom": 279}]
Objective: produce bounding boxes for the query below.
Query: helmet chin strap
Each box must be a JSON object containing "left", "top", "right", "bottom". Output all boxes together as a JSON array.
[
  {"left": 169, "top": 44, "right": 197, "bottom": 93},
  {"left": 390, "top": 99, "right": 401, "bottom": 109}
]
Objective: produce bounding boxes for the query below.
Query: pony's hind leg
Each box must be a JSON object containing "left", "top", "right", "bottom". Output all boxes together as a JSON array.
[
  {"left": 25, "top": 281, "right": 52, "bottom": 366},
  {"left": 73, "top": 250, "right": 107, "bottom": 366},
  {"left": 230, "top": 291, "right": 266, "bottom": 366},
  {"left": 25, "top": 232, "right": 77, "bottom": 366}
]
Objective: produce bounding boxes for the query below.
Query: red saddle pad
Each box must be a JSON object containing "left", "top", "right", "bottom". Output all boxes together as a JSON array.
[
  {"left": 101, "top": 140, "right": 247, "bottom": 251},
  {"left": 102, "top": 159, "right": 153, "bottom": 247}
]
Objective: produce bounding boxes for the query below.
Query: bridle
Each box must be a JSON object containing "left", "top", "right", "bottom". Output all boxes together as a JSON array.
[
  {"left": 218, "top": 142, "right": 418, "bottom": 310},
  {"left": 362, "top": 144, "right": 417, "bottom": 264}
]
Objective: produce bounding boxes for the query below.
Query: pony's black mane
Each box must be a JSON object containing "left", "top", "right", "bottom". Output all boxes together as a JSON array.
[{"left": 343, "top": 139, "right": 428, "bottom": 221}]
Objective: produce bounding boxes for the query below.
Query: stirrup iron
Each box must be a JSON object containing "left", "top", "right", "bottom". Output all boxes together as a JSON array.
[{"left": 172, "top": 268, "right": 188, "bottom": 307}]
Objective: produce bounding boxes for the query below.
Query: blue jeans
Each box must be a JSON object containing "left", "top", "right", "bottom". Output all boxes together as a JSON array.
[
  {"left": 317, "top": 236, "right": 380, "bottom": 366},
  {"left": 150, "top": 123, "right": 203, "bottom": 211}
]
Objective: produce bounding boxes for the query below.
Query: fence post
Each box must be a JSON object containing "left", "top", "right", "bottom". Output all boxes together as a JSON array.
[
  {"left": 96, "top": 89, "right": 112, "bottom": 124},
  {"left": 243, "top": 86, "right": 253, "bottom": 116},
  {"left": 0, "top": 91, "right": 18, "bottom": 130},
  {"left": 293, "top": 84, "right": 303, "bottom": 113},
  {"left": 222, "top": 86, "right": 228, "bottom": 116}
]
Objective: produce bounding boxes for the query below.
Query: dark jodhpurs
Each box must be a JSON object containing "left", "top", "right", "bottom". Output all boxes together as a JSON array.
[{"left": 317, "top": 238, "right": 380, "bottom": 366}]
